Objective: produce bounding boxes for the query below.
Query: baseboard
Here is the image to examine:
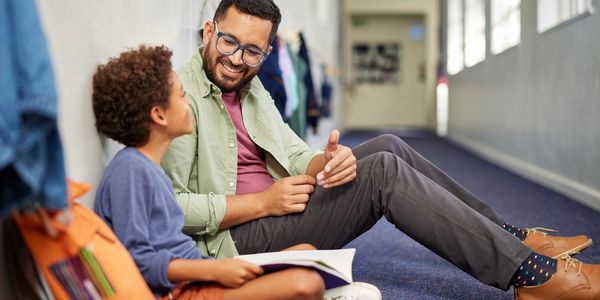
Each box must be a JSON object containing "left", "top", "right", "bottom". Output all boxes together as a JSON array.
[{"left": 448, "top": 133, "right": 600, "bottom": 212}]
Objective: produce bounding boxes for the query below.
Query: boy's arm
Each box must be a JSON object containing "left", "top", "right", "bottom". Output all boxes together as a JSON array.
[
  {"left": 167, "top": 258, "right": 263, "bottom": 288},
  {"left": 98, "top": 164, "right": 179, "bottom": 291}
]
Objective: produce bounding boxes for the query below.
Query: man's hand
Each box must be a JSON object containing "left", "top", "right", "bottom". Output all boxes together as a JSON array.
[
  {"left": 317, "top": 130, "right": 357, "bottom": 188},
  {"left": 211, "top": 258, "right": 264, "bottom": 288},
  {"left": 260, "top": 175, "right": 316, "bottom": 216}
]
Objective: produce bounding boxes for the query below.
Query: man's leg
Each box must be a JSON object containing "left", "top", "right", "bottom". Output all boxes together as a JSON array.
[
  {"left": 352, "top": 134, "right": 505, "bottom": 225},
  {"left": 350, "top": 134, "right": 592, "bottom": 257},
  {"left": 231, "top": 152, "right": 531, "bottom": 289}
]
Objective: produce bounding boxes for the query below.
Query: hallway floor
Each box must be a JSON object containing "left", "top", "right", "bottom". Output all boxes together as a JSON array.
[{"left": 340, "top": 130, "right": 600, "bottom": 299}]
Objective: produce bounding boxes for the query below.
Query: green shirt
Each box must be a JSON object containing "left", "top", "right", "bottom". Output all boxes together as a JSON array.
[{"left": 161, "top": 48, "right": 321, "bottom": 258}]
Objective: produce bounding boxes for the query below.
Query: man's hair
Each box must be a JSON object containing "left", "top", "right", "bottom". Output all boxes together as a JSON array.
[
  {"left": 92, "top": 45, "right": 173, "bottom": 147},
  {"left": 213, "top": 0, "right": 281, "bottom": 44}
]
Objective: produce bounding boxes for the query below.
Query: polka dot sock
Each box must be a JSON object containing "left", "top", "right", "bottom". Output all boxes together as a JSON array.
[
  {"left": 502, "top": 223, "right": 528, "bottom": 241},
  {"left": 510, "top": 252, "right": 557, "bottom": 287}
]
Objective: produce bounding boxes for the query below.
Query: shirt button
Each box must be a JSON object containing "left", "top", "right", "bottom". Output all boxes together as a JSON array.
[
  {"left": 229, "top": 182, "right": 234, "bottom": 187},
  {"left": 229, "top": 142, "right": 235, "bottom": 148},
  {"left": 220, "top": 104, "right": 224, "bottom": 109}
]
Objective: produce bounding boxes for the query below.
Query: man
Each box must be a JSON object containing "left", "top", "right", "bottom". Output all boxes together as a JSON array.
[{"left": 162, "top": 0, "right": 600, "bottom": 298}]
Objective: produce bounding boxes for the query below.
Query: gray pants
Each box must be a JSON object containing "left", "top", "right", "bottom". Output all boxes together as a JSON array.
[{"left": 230, "top": 134, "right": 531, "bottom": 289}]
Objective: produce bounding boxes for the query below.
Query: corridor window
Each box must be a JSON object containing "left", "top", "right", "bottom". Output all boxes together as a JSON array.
[
  {"left": 491, "top": 0, "right": 520, "bottom": 55},
  {"left": 537, "top": 0, "right": 594, "bottom": 33},
  {"left": 447, "top": 0, "right": 463, "bottom": 75},
  {"left": 464, "top": 0, "right": 486, "bottom": 67}
]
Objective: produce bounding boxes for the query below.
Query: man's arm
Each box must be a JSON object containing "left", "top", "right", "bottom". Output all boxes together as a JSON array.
[
  {"left": 162, "top": 124, "right": 316, "bottom": 230},
  {"left": 305, "top": 153, "right": 326, "bottom": 177},
  {"left": 175, "top": 174, "right": 315, "bottom": 230},
  {"left": 161, "top": 114, "right": 228, "bottom": 235},
  {"left": 220, "top": 193, "right": 267, "bottom": 229},
  {"left": 163, "top": 104, "right": 317, "bottom": 232},
  {"left": 220, "top": 175, "right": 316, "bottom": 228}
]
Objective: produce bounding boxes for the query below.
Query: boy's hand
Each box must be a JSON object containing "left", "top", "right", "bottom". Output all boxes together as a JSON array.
[
  {"left": 260, "top": 175, "right": 316, "bottom": 216},
  {"left": 212, "top": 258, "right": 264, "bottom": 288}
]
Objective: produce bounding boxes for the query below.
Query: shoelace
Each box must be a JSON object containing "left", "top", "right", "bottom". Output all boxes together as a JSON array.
[
  {"left": 526, "top": 227, "right": 584, "bottom": 256},
  {"left": 559, "top": 254, "right": 583, "bottom": 276},
  {"left": 526, "top": 227, "right": 559, "bottom": 236}
]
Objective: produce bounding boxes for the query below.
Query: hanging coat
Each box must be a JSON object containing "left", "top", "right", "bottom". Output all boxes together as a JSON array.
[{"left": 0, "top": 0, "right": 68, "bottom": 215}]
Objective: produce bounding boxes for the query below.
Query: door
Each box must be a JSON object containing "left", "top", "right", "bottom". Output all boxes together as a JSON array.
[{"left": 343, "top": 14, "right": 427, "bottom": 129}]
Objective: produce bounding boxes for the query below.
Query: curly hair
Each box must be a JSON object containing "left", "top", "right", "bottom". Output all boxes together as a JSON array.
[{"left": 92, "top": 45, "right": 173, "bottom": 147}]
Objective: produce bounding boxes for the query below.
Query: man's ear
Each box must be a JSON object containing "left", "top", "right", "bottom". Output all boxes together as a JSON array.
[
  {"left": 150, "top": 106, "right": 168, "bottom": 127},
  {"left": 266, "top": 45, "right": 273, "bottom": 55},
  {"left": 202, "top": 21, "right": 214, "bottom": 47}
]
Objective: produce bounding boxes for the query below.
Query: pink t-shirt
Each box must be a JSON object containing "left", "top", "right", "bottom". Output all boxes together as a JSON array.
[{"left": 222, "top": 92, "right": 274, "bottom": 194}]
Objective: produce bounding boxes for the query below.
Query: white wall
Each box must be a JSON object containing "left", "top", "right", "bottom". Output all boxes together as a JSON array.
[
  {"left": 37, "top": 0, "right": 340, "bottom": 206},
  {"left": 37, "top": 0, "right": 203, "bottom": 207},
  {"left": 447, "top": 0, "right": 600, "bottom": 211}
]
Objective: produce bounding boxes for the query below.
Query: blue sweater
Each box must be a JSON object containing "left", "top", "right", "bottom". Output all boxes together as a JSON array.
[{"left": 94, "top": 147, "right": 202, "bottom": 295}]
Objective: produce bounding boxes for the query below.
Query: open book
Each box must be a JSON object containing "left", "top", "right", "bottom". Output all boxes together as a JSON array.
[{"left": 236, "top": 248, "right": 355, "bottom": 289}]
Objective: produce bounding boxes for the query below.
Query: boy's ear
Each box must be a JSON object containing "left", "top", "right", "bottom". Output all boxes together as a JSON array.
[{"left": 150, "top": 106, "right": 168, "bottom": 126}]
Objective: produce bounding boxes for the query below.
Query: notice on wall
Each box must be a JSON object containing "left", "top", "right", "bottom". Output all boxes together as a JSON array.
[{"left": 353, "top": 42, "right": 401, "bottom": 85}]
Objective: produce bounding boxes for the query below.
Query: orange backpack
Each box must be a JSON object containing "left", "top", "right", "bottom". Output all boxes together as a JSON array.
[{"left": 14, "top": 179, "right": 154, "bottom": 299}]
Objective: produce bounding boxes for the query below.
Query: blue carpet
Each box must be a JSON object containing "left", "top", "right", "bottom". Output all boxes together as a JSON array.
[{"left": 340, "top": 130, "right": 600, "bottom": 299}]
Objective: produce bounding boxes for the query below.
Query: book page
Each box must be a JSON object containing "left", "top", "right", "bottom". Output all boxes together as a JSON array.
[{"left": 236, "top": 248, "right": 356, "bottom": 280}]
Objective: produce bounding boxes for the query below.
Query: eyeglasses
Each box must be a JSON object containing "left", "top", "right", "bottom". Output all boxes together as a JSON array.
[{"left": 213, "top": 21, "right": 269, "bottom": 67}]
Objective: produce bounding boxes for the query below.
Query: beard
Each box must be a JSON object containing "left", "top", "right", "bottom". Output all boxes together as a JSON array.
[{"left": 202, "top": 47, "right": 258, "bottom": 93}]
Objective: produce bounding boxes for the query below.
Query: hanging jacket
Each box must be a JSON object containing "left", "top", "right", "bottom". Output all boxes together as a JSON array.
[
  {"left": 298, "top": 33, "right": 321, "bottom": 134},
  {"left": 287, "top": 45, "right": 307, "bottom": 140},
  {"left": 0, "top": 0, "right": 68, "bottom": 215},
  {"left": 257, "top": 37, "right": 287, "bottom": 118}
]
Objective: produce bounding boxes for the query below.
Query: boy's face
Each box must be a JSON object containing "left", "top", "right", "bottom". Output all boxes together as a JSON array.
[{"left": 164, "top": 71, "right": 194, "bottom": 137}]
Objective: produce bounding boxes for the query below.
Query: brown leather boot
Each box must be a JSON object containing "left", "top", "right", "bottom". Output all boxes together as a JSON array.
[
  {"left": 523, "top": 228, "right": 593, "bottom": 258},
  {"left": 515, "top": 255, "right": 600, "bottom": 300}
]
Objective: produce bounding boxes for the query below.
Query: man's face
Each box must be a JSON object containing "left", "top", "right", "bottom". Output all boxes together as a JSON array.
[{"left": 202, "top": 6, "right": 273, "bottom": 93}]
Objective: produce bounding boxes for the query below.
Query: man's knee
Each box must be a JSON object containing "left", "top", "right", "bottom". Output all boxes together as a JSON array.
[
  {"left": 379, "top": 133, "right": 408, "bottom": 148},
  {"left": 363, "top": 152, "right": 400, "bottom": 170},
  {"left": 364, "top": 134, "right": 409, "bottom": 156},
  {"left": 361, "top": 152, "right": 415, "bottom": 183}
]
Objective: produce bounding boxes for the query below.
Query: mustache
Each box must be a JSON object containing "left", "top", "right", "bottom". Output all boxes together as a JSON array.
[{"left": 217, "top": 56, "right": 248, "bottom": 72}]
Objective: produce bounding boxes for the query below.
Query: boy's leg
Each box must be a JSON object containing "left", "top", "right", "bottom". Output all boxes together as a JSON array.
[
  {"left": 231, "top": 152, "right": 530, "bottom": 289},
  {"left": 352, "top": 134, "right": 505, "bottom": 225},
  {"left": 222, "top": 268, "right": 324, "bottom": 300},
  {"left": 282, "top": 243, "right": 316, "bottom": 251},
  {"left": 165, "top": 268, "right": 324, "bottom": 300}
]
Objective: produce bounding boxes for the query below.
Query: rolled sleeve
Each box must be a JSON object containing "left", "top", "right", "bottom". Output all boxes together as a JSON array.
[
  {"left": 175, "top": 192, "right": 227, "bottom": 236},
  {"left": 290, "top": 148, "right": 323, "bottom": 175}
]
